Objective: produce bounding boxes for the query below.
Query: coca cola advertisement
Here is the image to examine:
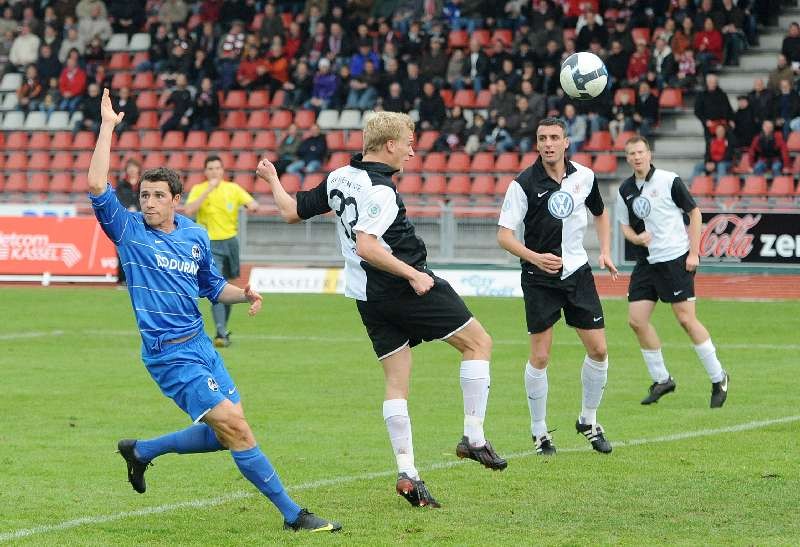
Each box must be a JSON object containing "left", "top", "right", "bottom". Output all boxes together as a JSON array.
[{"left": 623, "top": 212, "right": 800, "bottom": 265}]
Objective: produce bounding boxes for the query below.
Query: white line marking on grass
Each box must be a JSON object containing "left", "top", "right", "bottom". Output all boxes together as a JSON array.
[
  {"left": 0, "top": 330, "right": 64, "bottom": 340},
  {"left": 79, "top": 330, "right": 800, "bottom": 351},
  {"left": 2, "top": 415, "right": 798, "bottom": 542}
]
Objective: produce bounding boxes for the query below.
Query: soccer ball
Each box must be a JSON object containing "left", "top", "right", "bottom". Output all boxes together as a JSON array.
[{"left": 560, "top": 52, "right": 608, "bottom": 100}]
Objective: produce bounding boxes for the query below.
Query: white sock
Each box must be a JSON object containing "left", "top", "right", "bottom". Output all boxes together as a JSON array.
[
  {"left": 694, "top": 338, "right": 725, "bottom": 383},
  {"left": 460, "top": 359, "right": 490, "bottom": 447},
  {"left": 642, "top": 348, "right": 670, "bottom": 383},
  {"left": 581, "top": 355, "right": 608, "bottom": 425},
  {"left": 383, "top": 399, "right": 418, "bottom": 479},
  {"left": 524, "top": 362, "right": 548, "bottom": 438}
]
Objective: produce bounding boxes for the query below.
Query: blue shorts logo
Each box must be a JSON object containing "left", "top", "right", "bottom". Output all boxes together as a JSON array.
[
  {"left": 632, "top": 196, "right": 651, "bottom": 219},
  {"left": 207, "top": 377, "right": 219, "bottom": 392},
  {"left": 547, "top": 191, "right": 574, "bottom": 219}
]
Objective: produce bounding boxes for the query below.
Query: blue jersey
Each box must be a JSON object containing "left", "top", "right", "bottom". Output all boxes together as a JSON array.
[{"left": 90, "top": 184, "right": 227, "bottom": 354}]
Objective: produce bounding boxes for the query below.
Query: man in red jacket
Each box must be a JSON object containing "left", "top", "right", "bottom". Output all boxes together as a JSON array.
[
  {"left": 749, "top": 119, "right": 790, "bottom": 177},
  {"left": 59, "top": 52, "right": 87, "bottom": 112}
]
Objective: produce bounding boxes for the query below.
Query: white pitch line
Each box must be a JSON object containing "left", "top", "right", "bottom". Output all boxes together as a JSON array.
[
  {"left": 2, "top": 415, "right": 798, "bottom": 542},
  {"left": 77, "top": 330, "right": 800, "bottom": 351},
  {"left": 0, "top": 330, "right": 64, "bottom": 340}
]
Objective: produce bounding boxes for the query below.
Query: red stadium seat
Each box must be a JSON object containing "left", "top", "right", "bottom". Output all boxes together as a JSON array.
[
  {"left": 72, "top": 131, "right": 95, "bottom": 150},
  {"left": 294, "top": 110, "right": 317, "bottom": 130},
  {"left": 247, "top": 110, "right": 270, "bottom": 130},
  {"left": 495, "top": 152, "right": 519, "bottom": 173},
  {"left": 5, "top": 152, "right": 28, "bottom": 170},
  {"left": 222, "top": 111, "right": 247, "bottom": 130},
  {"left": 446, "top": 175, "right": 471, "bottom": 195},
  {"left": 571, "top": 152, "right": 592, "bottom": 167},
  {"left": 140, "top": 131, "right": 162, "bottom": 150},
  {"left": 5, "top": 173, "right": 27, "bottom": 192},
  {"left": 270, "top": 89, "right": 286, "bottom": 108},
  {"left": 49, "top": 173, "right": 72, "bottom": 193},
  {"left": 189, "top": 152, "right": 207, "bottom": 171},
  {"left": 132, "top": 52, "right": 148, "bottom": 66},
  {"left": 416, "top": 131, "right": 438, "bottom": 151},
  {"left": 29, "top": 133, "right": 51, "bottom": 149},
  {"left": 326, "top": 152, "right": 351, "bottom": 171},
  {"left": 142, "top": 152, "right": 166, "bottom": 170},
  {"left": 270, "top": 110, "right": 293, "bottom": 130},
  {"left": 741, "top": 176, "right": 768, "bottom": 196},
  {"left": 448, "top": 30, "right": 468, "bottom": 49},
  {"left": 132, "top": 71, "right": 154, "bottom": 90},
  {"left": 28, "top": 173, "right": 49, "bottom": 193},
  {"left": 583, "top": 131, "right": 612, "bottom": 152},
  {"left": 230, "top": 131, "right": 254, "bottom": 150},
  {"left": 470, "top": 152, "right": 495, "bottom": 172},
  {"left": 111, "top": 72, "right": 132, "bottom": 89},
  {"left": 453, "top": 90, "right": 476, "bottom": 108},
  {"left": 236, "top": 152, "right": 259, "bottom": 170},
  {"left": 250, "top": 13, "right": 264, "bottom": 32},
  {"left": 6, "top": 132, "right": 28, "bottom": 149},
  {"left": 74, "top": 152, "right": 92, "bottom": 170},
  {"left": 786, "top": 131, "right": 800, "bottom": 152},
  {"left": 397, "top": 174, "right": 422, "bottom": 194},
  {"left": 162, "top": 131, "right": 184, "bottom": 149},
  {"left": 520, "top": 152, "right": 539, "bottom": 167},
  {"left": 223, "top": 90, "right": 247, "bottom": 109},
  {"left": 769, "top": 175, "right": 795, "bottom": 196},
  {"left": 253, "top": 130, "right": 276, "bottom": 149},
  {"left": 614, "top": 88, "right": 636, "bottom": 106},
  {"left": 208, "top": 131, "right": 231, "bottom": 149},
  {"left": 185, "top": 131, "right": 208, "bottom": 149},
  {"left": 253, "top": 177, "right": 271, "bottom": 195},
  {"left": 51, "top": 131, "right": 72, "bottom": 150},
  {"left": 404, "top": 155, "right": 422, "bottom": 172},
  {"left": 631, "top": 27, "right": 651, "bottom": 44},
  {"left": 136, "top": 111, "right": 158, "bottom": 129},
  {"left": 72, "top": 173, "right": 89, "bottom": 193},
  {"left": 690, "top": 176, "right": 714, "bottom": 195},
  {"left": 592, "top": 154, "right": 618, "bottom": 174},
  {"left": 732, "top": 154, "right": 752, "bottom": 174},
  {"left": 475, "top": 89, "right": 492, "bottom": 108},
  {"left": 301, "top": 172, "right": 325, "bottom": 190},
  {"left": 494, "top": 176, "right": 513, "bottom": 196},
  {"left": 247, "top": 90, "right": 270, "bottom": 109},
  {"left": 440, "top": 89, "right": 454, "bottom": 108},
  {"left": 658, "top": 88, "right": 683, "bottom": 109},
  {"left": 446, "top": 152, "right": 471, "bottom": 173},
  {"left": 344, "top": 131, "right": 362, "bottom": 152},
  {"left": 492, "top": 29, "right": 513, "bottom": 46},
  {"left": 108, "top": 52, "right": 131, "bottom": 70},
  {"left": 136, "top": 91, "right": 158, "bottom": 110},
  {"left": 421, "top": 174, "right": 447, "bottom": 195},
  {"left": 326, "top": 130, "right": 345, "bottom": 150},
  {"left": 714, "top": 176, "right": 741, "bottom": 196},
  {"left": 50, "top": 152, "right": 74, "bottom": 170},
  {"left": 613, "top": 131, "right": 637, "bottom": 151},
  {"left": 279, "top": 173, "right": 301, "bottom": 193},
  {"left": 471, "top": 175, "right": 496, "bottom": 195},
  {"left": 236, "top": 173, "right": 255, "bottom": 193},
  {"left": 29, "top": 152, "right": 49, "bottom": 170},
  {"left": 472, "top": 29, "right": 490, "bottom": 47},
  {"left": 422, "top": 152, "right": 447, "bottom": 172}
]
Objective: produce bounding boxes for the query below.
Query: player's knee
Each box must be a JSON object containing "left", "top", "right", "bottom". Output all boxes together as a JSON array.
[
  {"left": 675, "top": 311, "right": 694, "bottom": 332},
  {"left": 530, "top": 351, "right": 549, "bottom": 368},
  {"left": 587, "top": 345, "right": 608, "bottom": 362},
  {"left": 628, "top": 316, "right": 645, "bottom": 333},
  {"left": 474, "top": 328, "right": 493, "bottom": 355}
]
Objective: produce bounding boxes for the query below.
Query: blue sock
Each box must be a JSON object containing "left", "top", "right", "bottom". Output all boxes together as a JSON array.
[
  {"left": 134, "top": 423, "right": 224, "bottom": 462},
  {"left": 231, "top": 446, "right": 302, "bottom": 522}
]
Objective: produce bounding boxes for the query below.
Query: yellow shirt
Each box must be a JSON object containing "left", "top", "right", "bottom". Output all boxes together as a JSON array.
[{"left": 186, "top": 181, "right": 254, "bottom": 240}]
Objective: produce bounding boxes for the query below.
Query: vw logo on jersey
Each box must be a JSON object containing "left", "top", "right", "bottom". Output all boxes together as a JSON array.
[
  {"left": 191, "top": 244, "right": 201, "bottom": 260},
  {"left": 632, "top": 196, "right": 652, "bottom": 219},
  {"left": 547, "top": 191, "right": 574, "bottom": 219}
]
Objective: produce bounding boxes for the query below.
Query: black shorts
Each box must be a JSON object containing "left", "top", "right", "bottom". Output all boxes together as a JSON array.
[
  {"left": 356, "top": 274, "right": 473, "bottom": 359},
  {"left": 211, "top": 237, "right": 241, "bottom": 280},
  {"left": 628, "top": 252, "right": 695, "bottom": 303},
  {"left": 521, "top": 264, "right": 605, "bottom": 334}
]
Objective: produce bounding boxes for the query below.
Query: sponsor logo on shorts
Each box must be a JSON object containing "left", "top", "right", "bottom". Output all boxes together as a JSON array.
[
  {"left": 207, "top": 377, "right": 219, "bottom": 392},
  {"left": 593, "top": 316, "right": 603, "bottom": 322},
  {"left": 673, "top": 290, "right": 683, "bottom": 296},
  {"left": 632, "top": 196, "right": 651, "bottom": 219},
  {"left": 547, "top": 191, "right": 574, "bottom": 219}
]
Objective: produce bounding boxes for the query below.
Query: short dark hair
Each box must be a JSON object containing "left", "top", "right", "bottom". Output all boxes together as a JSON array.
[
  {"left": 140, "top": 167, "right": 183, "bottom": 196},
  {"left": 537, "top": 117, "right": 567, "bottom": 136},
  {"left": 205, "top": 154, "right": 222, "bottom": 168},
  {"left": 625, "top": 135, "right": 651, "bottom": 150}
]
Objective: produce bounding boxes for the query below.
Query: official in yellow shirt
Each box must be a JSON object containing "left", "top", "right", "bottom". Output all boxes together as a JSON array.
[{"left": 185, "top": 155, "right": 259, "bottom": 347}]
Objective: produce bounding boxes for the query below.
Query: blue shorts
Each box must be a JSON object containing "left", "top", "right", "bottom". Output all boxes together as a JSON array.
[{"left": 142, "top": 333, "right": 240, "bottom": 423}]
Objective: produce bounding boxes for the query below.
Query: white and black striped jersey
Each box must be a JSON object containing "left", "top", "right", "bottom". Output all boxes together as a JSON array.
[
  {"left": 498, "top": 157, "right": 605, "bottom": 280},
  {"left": 615, "top": 165, "right": 697, "bottom": 264},
  {"left": 296, "top": 154, "right": 427, "bottom": 301}
]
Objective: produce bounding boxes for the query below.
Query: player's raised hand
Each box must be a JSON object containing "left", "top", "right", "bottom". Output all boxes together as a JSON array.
[
  {"left": 100, "top": 88, "right": 124, "bottom": 126},
  {"left": 636, "top": 231, "right": 652, "bottom": 246},
  {"left": 256, "top": 158, "right": 278, "bottom": 182},
  {"left": 599, "top": 253, "right": 619, "bottom": 281},
  {"left": 410, "top": 271, "right": 434, "bottom": 296},
  {"left": 531, "top": 252, "right": 562, "bottom": 275},
  {"left": 243, "top": 284, "right": 263, "bottom": 316},
  {"left": 685, "top": 252, "right": 699, "bottom": 272}
]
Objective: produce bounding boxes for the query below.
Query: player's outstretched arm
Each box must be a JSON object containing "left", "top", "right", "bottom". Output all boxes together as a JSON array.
[
  {"left": 88, "top": 88, "right": 124, "bottom": 196},
  {"left": 497, "top": 227, "right": 562, "bottom": 275},
  {"left": 594, "top": 210, "right": 619, "bottom": 280},
  {"left": 256, "top": 157, "right": 301, "bottom": 223},
  {"left": 217, "top": 283, "right": 263, "bottom": 316},
  {"left": 355, "top": 231, "right": 433, "bottom": 295}
]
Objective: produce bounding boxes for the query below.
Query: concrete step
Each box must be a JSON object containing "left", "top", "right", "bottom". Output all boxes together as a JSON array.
[
  {"left": 716, "top": 74, "right": 755, "bottom": 95},
  {"left": 652, "top": 136, "right": 706, "bottom": 155},
  {"left": 673, "top": 116, "right": 703, "bottom": 133},
  {"left": 739, "top": 51, "right": 780, "bottom": 71},
  {"left": 759, "top": 32, "right": 785, "bottom": 51},
  {"left": 777, "top": 11, "right": 800, "bottom": 30}
]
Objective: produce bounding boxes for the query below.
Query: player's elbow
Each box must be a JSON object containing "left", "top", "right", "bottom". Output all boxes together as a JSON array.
[{"left": 496, "top": 228, "right": 513, "bottom": 250}]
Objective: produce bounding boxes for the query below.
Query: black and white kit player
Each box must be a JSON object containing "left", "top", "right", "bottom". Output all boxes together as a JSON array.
[
  {"left": 618, "top": 136, "right": 728, "bottom": 407},
  {"left": 256, "top": 111, "right": 507, "bottom": 509},
  {"left": 497, "top": 117, "right": 619, "bottom": 456}
]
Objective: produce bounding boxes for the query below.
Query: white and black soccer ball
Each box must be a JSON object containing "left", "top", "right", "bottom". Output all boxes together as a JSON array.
[{"left": 560, "top": 52, "right": 608, "bottom": 100}]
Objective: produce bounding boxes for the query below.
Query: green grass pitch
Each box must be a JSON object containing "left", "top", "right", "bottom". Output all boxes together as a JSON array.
[{"left": 1, "top": 287, "right": 798, "bottom": 545}]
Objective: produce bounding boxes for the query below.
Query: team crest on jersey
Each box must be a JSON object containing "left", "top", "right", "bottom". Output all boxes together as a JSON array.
[
  {"left": 502, "top": 198, "right": 512, "bottom": 211},
  {"left": 367, "top": 204, "right": 381, "bottom": 218},
  {"left": 632, "top": 196, "right": 652, "bottom": 219},
  {"left": 207, "top": 377, "right": 219, "bottom": 392},
  {"left": 191, "top": 245, "right": 201, "bottom": 260},
  {"left": 547, "top": 191, "right": 574, "bottom": 219}
]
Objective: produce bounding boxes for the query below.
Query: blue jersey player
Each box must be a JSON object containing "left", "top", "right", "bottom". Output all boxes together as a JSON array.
[{"left": 88, "top": 89, "right": 340, "bottom": 533}]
